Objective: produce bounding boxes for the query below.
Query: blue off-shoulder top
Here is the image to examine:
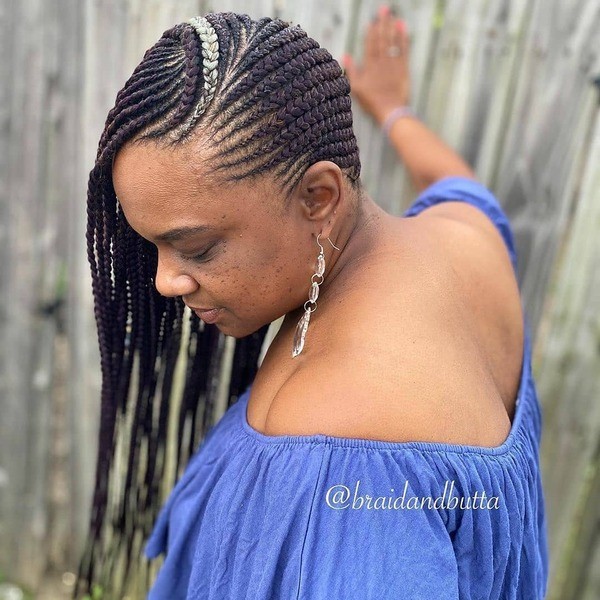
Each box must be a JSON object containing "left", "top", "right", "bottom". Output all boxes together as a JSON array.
[{"left": 145, "top": 177, "right": 549, "bottom": 599}]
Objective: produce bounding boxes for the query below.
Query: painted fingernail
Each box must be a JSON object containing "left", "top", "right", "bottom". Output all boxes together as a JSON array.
[
  {"left": 379, "top": 5, "right": 390, "bottom": 18},
  {"left": 395, "top": 19, "right": 406, "bottom": 34}
]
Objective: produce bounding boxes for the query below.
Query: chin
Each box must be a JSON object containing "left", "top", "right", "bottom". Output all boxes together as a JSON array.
[
  {"left": 204, "top": 319, "right": 247, "bottom": 339},
  {"left": 232, "top": 319, "right": 275, "bottom": 340},
  {"left": 202, "top": 311, "right": 280, "bottom": 340}
]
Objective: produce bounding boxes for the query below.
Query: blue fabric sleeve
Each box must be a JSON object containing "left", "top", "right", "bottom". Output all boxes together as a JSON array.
[{"left": 403, "top": 177, "right": 519, "bottom": 276}]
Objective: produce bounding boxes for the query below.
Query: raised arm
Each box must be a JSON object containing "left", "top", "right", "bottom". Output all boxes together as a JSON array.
[{"left": 342, "top": 5, "right": 476, "bottom": 192}]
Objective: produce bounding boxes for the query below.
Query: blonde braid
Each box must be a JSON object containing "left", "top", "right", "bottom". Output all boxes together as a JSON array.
[{"left": 188, "top": 16, "right": 219, "bottom": 121}]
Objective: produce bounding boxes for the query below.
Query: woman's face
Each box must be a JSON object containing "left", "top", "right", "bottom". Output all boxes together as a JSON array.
[{"left": 112, "top": 140, "right": 342, "bottom": 338}]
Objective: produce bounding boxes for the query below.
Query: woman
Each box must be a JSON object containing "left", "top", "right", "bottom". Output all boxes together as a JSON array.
[{"left": 78, "top": 8, "right": 548, "bottom": 599}]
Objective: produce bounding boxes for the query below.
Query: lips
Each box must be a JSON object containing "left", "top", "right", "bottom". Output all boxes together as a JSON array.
[
  {"left": 190, "top": 306, "right": 221, "bottom": 323},
  {"left": 185, "top": 303, "right": 217, "bottom": 312}
]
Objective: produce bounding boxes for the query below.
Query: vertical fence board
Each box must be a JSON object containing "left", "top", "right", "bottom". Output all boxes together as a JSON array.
[{"left": 536, "top": 107, "right": 600, "bottom": 600}]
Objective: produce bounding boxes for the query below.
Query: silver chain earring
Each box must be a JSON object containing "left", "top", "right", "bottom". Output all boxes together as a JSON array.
[{"left": 292, "top": 232, "right": 341, "bottom": 357}]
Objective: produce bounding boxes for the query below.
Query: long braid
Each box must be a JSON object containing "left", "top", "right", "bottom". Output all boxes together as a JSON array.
[{"left": 77, "top": 11, "right": 362, "bottom": 597}]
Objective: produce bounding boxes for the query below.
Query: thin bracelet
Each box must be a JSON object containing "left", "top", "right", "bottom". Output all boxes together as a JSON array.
[{"left": 382, "top": 106, "right": 417, "bottom": 137}]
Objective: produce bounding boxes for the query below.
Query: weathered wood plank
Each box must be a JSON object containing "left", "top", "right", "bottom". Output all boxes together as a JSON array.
[{"left": 535, "top": 106, "right": 600, "bottom": 600}]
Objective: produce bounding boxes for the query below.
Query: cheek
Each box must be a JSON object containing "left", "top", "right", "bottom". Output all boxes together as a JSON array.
[
  {"left": 248, "top": 253, "right": 301, "bottom": 299},
  {"left": 266, "top": 243, "right": 315, "bottom": 303},
  {"left": 209, "top": 234, "right": 313, "bottom": 308}
]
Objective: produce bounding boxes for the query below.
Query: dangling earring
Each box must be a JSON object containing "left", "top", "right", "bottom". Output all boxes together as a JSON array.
[{"left": 292, "top": 232, "right": 341, "bottom": 357}]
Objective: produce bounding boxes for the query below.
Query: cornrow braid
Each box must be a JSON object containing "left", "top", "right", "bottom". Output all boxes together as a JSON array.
[
  {"left": 76, "top": 11, "right": 362, "bottom": 598},
  {"left": 188, "top": 17, "right": 219, "bottom": 121}
]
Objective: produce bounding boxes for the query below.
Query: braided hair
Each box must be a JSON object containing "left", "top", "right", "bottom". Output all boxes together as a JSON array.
[{"left": 76, "top": 11, "right": 362, "bottom": 597}]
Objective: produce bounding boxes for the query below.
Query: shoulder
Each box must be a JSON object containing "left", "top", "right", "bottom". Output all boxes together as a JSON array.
[
  {"left": 406, "top": 177, "right": 518, "bottom": 280},
  {"left": 263, "top": 348, "right": 512, "bottom": 448},
  {"left": 262, "top": 216, "right": 519, "bottom": 447}
]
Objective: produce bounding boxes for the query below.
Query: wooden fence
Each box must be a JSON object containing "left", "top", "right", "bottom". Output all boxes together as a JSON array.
[{"left": 0, "top": 0, "right": 598, "bottom": 597}]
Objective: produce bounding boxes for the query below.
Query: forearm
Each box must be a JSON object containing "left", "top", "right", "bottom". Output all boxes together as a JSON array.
[{"left": 378, "top": 111, "right": 477, "bottom": 192}]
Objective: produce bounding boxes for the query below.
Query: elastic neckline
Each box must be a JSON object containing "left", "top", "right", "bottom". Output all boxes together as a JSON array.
[{"left": 239, "top": 325, "right": 532, "bottom": 456}]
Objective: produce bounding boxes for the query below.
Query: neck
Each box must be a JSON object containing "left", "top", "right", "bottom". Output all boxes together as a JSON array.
[{"left": 282, "top": 192, "right": 390, "bottom": 331}]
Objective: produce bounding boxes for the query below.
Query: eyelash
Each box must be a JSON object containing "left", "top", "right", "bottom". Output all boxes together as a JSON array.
[{"left": 180, "top": 245, "right": 214, "bottom": 263}]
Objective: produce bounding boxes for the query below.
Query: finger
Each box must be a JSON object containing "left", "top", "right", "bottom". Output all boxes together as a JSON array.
[
  {"left": 365, "top": 19, "right": 379, "bottom": 61},
  {"left": 341, "top": 53, "right": 358, "bottom": 82},
  {"left": 377, "top": 6, "right": 396, "bottom": 58},
  {"left": 396, "top": 19, "right": 409, "bottom": 57},
  {"left": 388, "top": 19, "right": 405, "bottom": 59}
]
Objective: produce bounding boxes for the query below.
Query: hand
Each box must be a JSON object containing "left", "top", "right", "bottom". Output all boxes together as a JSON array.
[{"left": 342, "top": 5, "right": 411, "bottom": 126}]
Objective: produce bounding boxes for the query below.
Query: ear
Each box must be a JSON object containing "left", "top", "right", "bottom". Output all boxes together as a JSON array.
[{"left": 295, "top": 161, "right": 343, "bottom": 225}]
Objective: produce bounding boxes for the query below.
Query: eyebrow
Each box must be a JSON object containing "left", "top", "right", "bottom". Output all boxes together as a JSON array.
[{"left": 155, "top": 224, "right": 214, "bottom": 242}]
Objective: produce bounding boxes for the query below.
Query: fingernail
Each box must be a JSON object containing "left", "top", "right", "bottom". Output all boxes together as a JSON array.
[
  {"left": 379, "top": 5, "right": 390, "bottom": 18},
  {"left": 395, "top": 19, "right": 406, "bottom": 34}
]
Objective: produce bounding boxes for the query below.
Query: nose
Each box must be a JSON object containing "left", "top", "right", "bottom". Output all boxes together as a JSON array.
[{"left": 154, "top": 251, "right": 198, "bottom": 298}]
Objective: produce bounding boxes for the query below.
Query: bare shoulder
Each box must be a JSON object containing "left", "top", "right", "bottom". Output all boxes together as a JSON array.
[
  {"left": 261, "top": 215, "right": 523, "bottom": 448},
  {"left": 413, "top": 197, "right": 517, "bottom": 281}
]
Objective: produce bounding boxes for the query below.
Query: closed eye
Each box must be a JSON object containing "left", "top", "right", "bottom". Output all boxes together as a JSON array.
[{"left": 179, "top": 244, "right": 215, "bottom": 262}]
